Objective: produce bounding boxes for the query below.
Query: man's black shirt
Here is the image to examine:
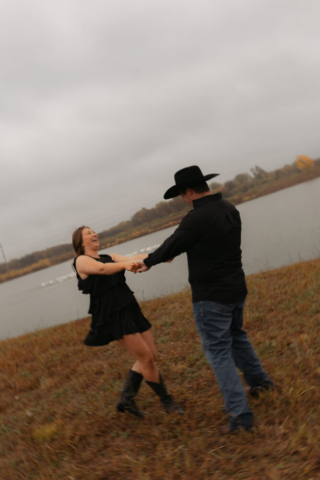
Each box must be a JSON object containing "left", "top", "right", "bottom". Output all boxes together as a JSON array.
[{"left": 144, "top": 193, "right": 248, "bottom": 304}]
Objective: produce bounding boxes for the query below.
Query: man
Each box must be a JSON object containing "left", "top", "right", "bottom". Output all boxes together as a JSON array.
[{"left": 137, "top": 165, "right": 273, "bottom": 433}]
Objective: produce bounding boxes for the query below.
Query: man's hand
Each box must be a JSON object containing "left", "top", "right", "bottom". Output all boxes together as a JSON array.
[
  {"left": 124, "top": 261, "right": 140, "bottom": 272},
  {"left": 134, "top": 259, "right": 150, "bottom": 273},
  {"left": 136, "top": 264, "right": 150, "bottom": 273}
]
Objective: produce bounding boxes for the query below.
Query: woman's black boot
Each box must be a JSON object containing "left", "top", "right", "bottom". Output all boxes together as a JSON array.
[
  {"left": 145, "top": 373, "right": 184, "bottom": 414},
  {"left": 116, "top": 370, "right": 145, "bottom": 417}
]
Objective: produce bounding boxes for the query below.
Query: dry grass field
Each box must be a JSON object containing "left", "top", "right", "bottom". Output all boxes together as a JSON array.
[{"left": 0, "top": 258, "right": 320, "bottom": 479}]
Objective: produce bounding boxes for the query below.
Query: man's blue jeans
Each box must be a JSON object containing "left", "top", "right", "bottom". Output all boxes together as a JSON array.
[{"left": 193, "top": 297, "right": 268, "bottom": 429}]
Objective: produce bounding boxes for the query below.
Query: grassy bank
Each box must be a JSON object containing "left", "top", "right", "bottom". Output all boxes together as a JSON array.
[{"left": 0, "top": 258, "right": 320, "bottom": 479}]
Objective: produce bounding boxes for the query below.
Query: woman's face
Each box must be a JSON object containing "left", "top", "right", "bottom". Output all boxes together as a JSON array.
[{"left": 81, "top": 228, "right": 99, "bottom": 253}]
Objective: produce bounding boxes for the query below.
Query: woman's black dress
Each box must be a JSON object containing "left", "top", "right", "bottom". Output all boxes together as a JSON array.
[{"left": 73, "top": 254, "right": 152, "bottom": 346}]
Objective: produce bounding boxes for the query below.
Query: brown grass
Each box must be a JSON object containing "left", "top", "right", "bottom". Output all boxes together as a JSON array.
[{"left": 1, "top": 258, "right": 320, "bottom": 479}]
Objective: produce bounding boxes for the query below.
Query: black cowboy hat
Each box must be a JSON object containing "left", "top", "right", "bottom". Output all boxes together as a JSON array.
[{"left": 163, "top": 165, "right": 219, "bottom": 199}]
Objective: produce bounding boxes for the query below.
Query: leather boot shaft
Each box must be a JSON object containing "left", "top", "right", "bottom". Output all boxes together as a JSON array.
[
  {"left": 116, "top": 370, "right": 145, "bottom": 417},
  {"left": 145, "top": 373, "right": 184, "bottom": 414}
]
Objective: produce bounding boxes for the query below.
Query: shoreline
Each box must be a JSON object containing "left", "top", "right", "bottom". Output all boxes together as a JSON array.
[
  {"left": 1, "top": 255, "right": 319, "bottom": 343},
  {"left": 1, "top": 168, "right": 320, "bottom": 284}
]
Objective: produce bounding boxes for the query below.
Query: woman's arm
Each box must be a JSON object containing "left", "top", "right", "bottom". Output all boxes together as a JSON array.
[
  {"left": 76, "top": 255, "right": 138, "bottom": 279},
  {"left": 111, "top": 253, "right": 148, "bottom": 263}
]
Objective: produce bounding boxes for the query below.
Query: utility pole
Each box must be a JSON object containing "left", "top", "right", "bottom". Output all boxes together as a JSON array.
[{"left": 0, "top": 242, "right": 9, "bottom": 273}]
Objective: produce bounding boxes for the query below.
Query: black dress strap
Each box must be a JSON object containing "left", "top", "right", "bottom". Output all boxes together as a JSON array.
[{"left": 72, "top": 258, "right": 77, "bottom": 275}]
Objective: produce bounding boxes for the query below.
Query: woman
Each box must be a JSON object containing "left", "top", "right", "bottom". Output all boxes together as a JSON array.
[{"left": 72, "top": 226, "right": 183, "bottom": 417}]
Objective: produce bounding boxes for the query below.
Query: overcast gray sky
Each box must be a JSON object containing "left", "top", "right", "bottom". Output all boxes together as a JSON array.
[{"left": 1, "top": 0, "right": 320, "bottom": 260}]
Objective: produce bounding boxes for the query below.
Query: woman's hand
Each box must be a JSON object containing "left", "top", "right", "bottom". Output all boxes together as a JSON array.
[{"left": 124, "top": 261, "right": 140, "bottom": 272}]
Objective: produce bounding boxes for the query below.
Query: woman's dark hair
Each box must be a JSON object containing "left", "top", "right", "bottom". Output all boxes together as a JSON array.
[
  {"left": 72, "top": 226, "right": 89, "bottom": 256},
  {"left": 178, "top": 181, "right": 210, "bottom": 195}
]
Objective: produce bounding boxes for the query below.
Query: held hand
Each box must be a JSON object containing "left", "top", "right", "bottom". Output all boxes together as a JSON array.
[
  {"left": 136, "top": 264, "right": 150, "bottom": 273},
  {"left": 134, "top": 259, "right": 150, "bottom": 273},
  {"left": 124, "top": 261, "right": 140, "bottom": 272}
]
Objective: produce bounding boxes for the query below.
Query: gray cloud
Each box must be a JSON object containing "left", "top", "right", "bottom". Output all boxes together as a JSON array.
[{"left": 1, "top": 0, "right": 320, "bottom": 259}]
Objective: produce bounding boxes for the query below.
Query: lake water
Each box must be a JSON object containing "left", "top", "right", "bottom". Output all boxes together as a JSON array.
[{"left": 1, "top": 177, "right": 319, "bottom": 340}]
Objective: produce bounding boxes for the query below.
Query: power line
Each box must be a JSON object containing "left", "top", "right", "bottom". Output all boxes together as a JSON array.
[{"left": 0, "top": 242, "right": 9, "bottom": 272}]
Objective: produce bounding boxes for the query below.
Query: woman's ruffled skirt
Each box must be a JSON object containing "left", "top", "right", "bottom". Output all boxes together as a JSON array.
[{"left": 84, "top": 302, "right": 152, "bottom": 347}]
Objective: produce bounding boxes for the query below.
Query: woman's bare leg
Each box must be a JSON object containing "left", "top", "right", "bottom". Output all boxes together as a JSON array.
[
  {"left": 131, "top": 360, "right": 143, "bottom": 375},
  {"left": 130, "top": 329, "right": 158, "bottom": 377},
  {"left": 140, "top": 329, "right": 157, "bottom": 360},
  {"left": 119, "top": 331, "right": 184, "bottom": 414},
  {"left": 118, "top": 332, "right": 159, "bottom": 383}
]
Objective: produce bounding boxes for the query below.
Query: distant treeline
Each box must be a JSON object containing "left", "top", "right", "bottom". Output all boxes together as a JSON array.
[{"left": 1, "top": 158, "right": 320, "bottom": 283}]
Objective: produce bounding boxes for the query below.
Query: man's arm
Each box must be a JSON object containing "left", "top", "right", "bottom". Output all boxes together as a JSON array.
[{"left": 144, "top": 212, "right": 200, "bottom": 268}]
